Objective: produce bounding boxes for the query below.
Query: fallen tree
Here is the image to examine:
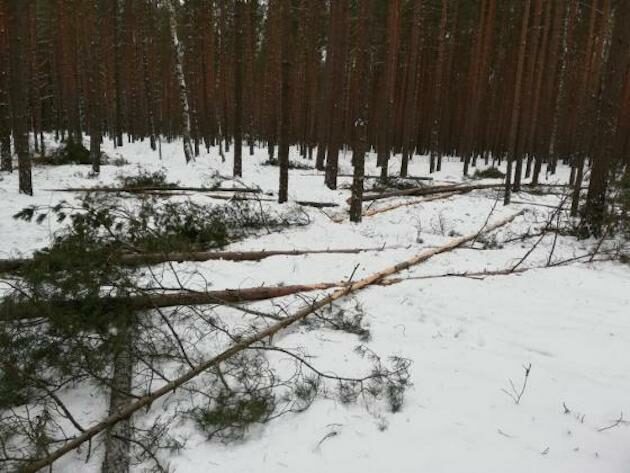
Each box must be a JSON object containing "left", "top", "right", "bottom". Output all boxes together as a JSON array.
[
  {"left": 363, "top": 191, "right": 462, "bottom": 217},
  {"left": 19, "top": 210, "right": 525, "bottom": 473},
  {"left": 359, "top": 183, "right": 504, "bottom": 202},
  {"left": 48, "top": 185, "right": 263, "bottom": 194},
  {"left": 338, "top": 174, "right": 434, "bottom": 181},
  {"left": 0, "top": 282, "right": 343, "bottom": 321},
  {"left": 0, "top": 246, "right": 390, "bottom": 273},
  {"left": 358, "top": 182, "right": 583, "bottom": 203},
  {"left": 46, "top": 186, "right": 339, "bottom": 208}
]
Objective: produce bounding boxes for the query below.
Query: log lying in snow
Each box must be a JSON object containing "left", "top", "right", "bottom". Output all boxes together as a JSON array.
[
  {"left": 20, "top": 210, "right": 525, "bottom": 473},
  {"left": 0, "top": 282, "right": 343, "bottom": 321},
  {"left": 119, "top": 246, "right": 394, "bottom": 266},
  {"left": 358, "top": 183, "right": 503, "bottom": 203},
  {"left": 332, "top": 191, "right": 461, "bottom": 223},
  {"left": 358, "top": 182, "right": 579, "bottom": 203},
  {"left": 0, "top": 246, "right": 385, "bottom": 273},
  {"left": 337, "top": 174, "right": 434, "bottom": 181},
  {"left": 363, "top": 191, "right": 462, "bottom": 217},
  {"left": 47, "top": 185, "right": 263, "bottom": 194},
  {"left": 47, "top": 186, "right": 339, "bottom": 208}
]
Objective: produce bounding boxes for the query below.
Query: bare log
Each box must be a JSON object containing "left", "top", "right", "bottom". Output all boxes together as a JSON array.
[
  {"left": 0, "top": 246, "right": 383, "bottom": 274},
  {"left": 338, "top": 174, "right": 434, "bottom": 181},
  {"left": 359, "top": 183, "right": 578, "bottom": 203},
  {"left": 20, "top": 210, "right": 524, "bottom": 473},
  {"left": 47, "top": 185, "right": 262, "bottom": 193},
  {"left": 0, "top": 283, "right": 343, "bottom": 321},
  {"left": 363, "top": 191, "right": 462, "bottom": 217},
  {"left": 359, "top": 183, "right": 503, "bottom": 202}
]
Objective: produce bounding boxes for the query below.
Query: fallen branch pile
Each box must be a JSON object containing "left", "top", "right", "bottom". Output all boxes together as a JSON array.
[{"left": 20, "top": 210, "right": 525, "bottom": 473}]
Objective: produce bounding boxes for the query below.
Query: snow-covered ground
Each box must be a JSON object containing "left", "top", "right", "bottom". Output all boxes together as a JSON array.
[{"left": 1, "top": 137, "right": 629, "bottom": 473}]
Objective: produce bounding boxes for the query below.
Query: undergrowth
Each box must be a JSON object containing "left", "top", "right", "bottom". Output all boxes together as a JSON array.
[
  {"left": 366, "top": 177, "right": 422, "bottom": 193},
  {"left": 472, "top": 167, "right": 505, "bottom": 179},
  {"left": 262, "top": 157, "right": 313, "bottom": 170},
  {"left": 117, "top": 168, "right": 175, "bottom": 188}
]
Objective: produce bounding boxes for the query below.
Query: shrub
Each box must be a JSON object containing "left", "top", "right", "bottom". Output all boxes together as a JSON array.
[
  {"left": 117, "top": 168, "right": 173, "bottom": 188},
  {"left": 262, "top": 157, "right": 313, "bottom": 170},
  {"left": 472, "top": 167, "right": 505, "bottom": 179},
  {"left": 41, "top": 139, "right": 92, "bottom": 165},
  {"left": 193, "top": 390, "right": 276, "bottom": 442},
  {"left": 366, "top": 177, "right": 422, "bottom": 193}
]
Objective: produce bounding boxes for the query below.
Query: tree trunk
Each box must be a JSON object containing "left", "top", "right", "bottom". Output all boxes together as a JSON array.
[
  {"left": 581, "top": 1, "right": 630, "bottom": 235},
  {"left": 88, "top": 0, "right": 104, "bottom": 174},
  {"left": 0, "top": 1, "right": 11, "bottom": 172},
  {"left": 324, "top": 0, "right": 349, "bottom": 190},
  {"left": 349, "top": 0, "right": 372, "bottom": 222},
  {"left": 164, "top": 0, "right": 194, "bottom": 163},
  {"left": 233, "top": 0, "right": 244, "bottom": 177},
  {"left": 7, "top": 0, "right": 32, "bottom": 195},
  {"left": 430, "top": 0, "right": 448, "bottom": 175},
  {"left": 277, "top": 0, "right": 291, "bottom": 203},
  {"left": 101, "top": 318, "right": 133, "bottom": 473},
  {"left": 504, "top": 0, "right": 532, "bottom": 205}
]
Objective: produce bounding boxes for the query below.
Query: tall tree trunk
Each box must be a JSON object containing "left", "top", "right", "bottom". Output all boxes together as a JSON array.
[
  {"left": 277, "top": 0, "right": 291, "bottom": 203},
  {"left": 377, "top": 0, "right": 401, "bottom": 179},
  {"left": 504, "top": 0, "right": 532, "bottom": 205},
  {"left": 430, "top": 0, "right": 448, "bottom": 174},
  {"left": 164, "top": 0, "right": 194, "bottom": 163},
  {"left": 324, "top": 0, "right": 349, "bottom": 189},
  {"left": 0, "top": 0, "right": 11, "bottom": 172},
  {"left": 113, "top": 0, "right": 124, "bottom": 147},
  {"left": 101, "top": 319, "right": 134, "bottom": 473},
  {"left": 7, "top": 0, "right": 32, "bottom": 195},
  {"left": 233, "top": 0, "right": 244, "bottom": 177},
  {"left": 349, "top": 0, "right": 372, "bottom": 222},
  {"left": 88, "top": 0, "right": 104, "bottom": 174},
  {"left": 581, "top": 0, "right": 629, "bottom": 235},
  {"left": 141, "top": 0, "right": 157, "bottom": 151}
]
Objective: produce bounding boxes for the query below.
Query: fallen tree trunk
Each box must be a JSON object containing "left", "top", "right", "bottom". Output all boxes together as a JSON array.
[
  {"left": 359, "top": 183, "right": 580, "bottom": 203},
  {"left": 20, "top": 210, "right": 525, "bottom": 473},
  {"left": 0, "top": 246, "right": 385, "bottom": 274},
  {"left": 0, "top": 282, "right": 343, "bottom": 321},
  {"left": 337, "top": 174, "right": 434, "bottom": 181},
  {"left": 48, "top": 185, "right": 263, "bottom": 194},
  {"left": 332, "top": 191, "right": 462, "bottom": 223},
  {"left": 359, "top": 183, "right": 503, "bottom": 202},
  {"left": 363, "top": 191, "right": 462, "bottom": 217},
  {"left": 46, "top": 186, "right": 339, "bottom": 208}
]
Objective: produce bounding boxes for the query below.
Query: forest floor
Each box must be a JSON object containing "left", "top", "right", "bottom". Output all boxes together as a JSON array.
[{"left": 1, "top": 137, "right": 629, "bottom": 473}]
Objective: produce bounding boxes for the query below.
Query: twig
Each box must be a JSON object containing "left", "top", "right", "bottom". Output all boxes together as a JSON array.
[
  {"left": 501, "top": 363, "right": 532, "bottom": 405},
  {"left": 598, "top": 412, "right": 624, "bottom": 432}
]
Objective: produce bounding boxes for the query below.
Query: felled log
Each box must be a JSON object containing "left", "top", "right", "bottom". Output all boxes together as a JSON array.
[
  {"left": 363, "top": 191, "right": 462, "bottom": 217},
  {"left": 337, "top": 174, "right": 434, "bottom": 181},
  {"left": 48, "top": 185, "right": 262, "bottom": 194},
  {"left": 0, "top": 246, "right": 382, "bottom": 274},
  {"left": 359, "top": 183, "right": 503, "bottom": 203},
  {"left": 0, "top": 282, "right": 344, "bottom": 321}
]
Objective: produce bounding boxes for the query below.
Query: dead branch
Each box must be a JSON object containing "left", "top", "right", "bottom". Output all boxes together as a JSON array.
[
  {"left": 19, "top": 211, "right": 525, "bottom": 473},
  {"left": 501, "top": 363, "right": 532, "bottom": 405},
  {"left": 597, "top": 412, "right": 625, "bottom": 432}
]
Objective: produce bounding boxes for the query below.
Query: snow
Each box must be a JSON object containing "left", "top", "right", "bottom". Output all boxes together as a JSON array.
[{"left": 1, "top": 136, "right": 629, "bottom": 473}]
